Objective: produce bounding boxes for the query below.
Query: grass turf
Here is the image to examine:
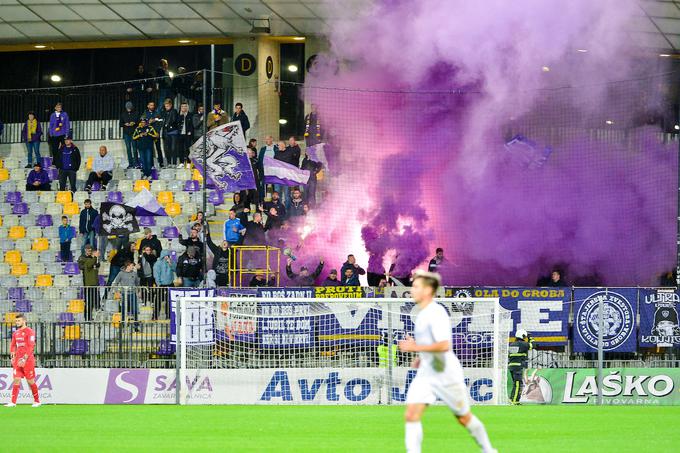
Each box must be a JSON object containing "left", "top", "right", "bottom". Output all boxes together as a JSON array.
[{"left": 2, "top": 404, "right": 678, "bottom": 452}]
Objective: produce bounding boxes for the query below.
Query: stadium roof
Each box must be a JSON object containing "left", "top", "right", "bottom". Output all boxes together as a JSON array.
[
  {"left": 0, "top": 0, "right": 679, "bottom": 53},
  {"left": 0, "top": 0, "right": 361, "bottom": 44}
]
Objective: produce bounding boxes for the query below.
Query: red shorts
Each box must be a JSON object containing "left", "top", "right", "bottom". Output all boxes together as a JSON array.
[{"left": 13, "top": 358, "right": 36, "bottom": 380}]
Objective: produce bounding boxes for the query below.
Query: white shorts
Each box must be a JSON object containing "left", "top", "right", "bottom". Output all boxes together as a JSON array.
[{"left": 405, "top": 374, "right": 470, "bottom": 416}]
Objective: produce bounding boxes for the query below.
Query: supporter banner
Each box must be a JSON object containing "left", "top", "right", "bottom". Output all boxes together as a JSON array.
[
  {"left": 99, "top": 202, "right": 139, "bottom": 236},
  {"left": 189, "top": 121, "right": 256, "bottom": 192},
  {"left": 639, "top": 289, "right": 680, "bottom": 348},
  {"left": 257, "top": 288, "right": 314, "bottom": 348},
  {"left": 263, "top": 156, "right": 310, "bottom": 186},
  {"left": 169, "top": 288, "right": 215, "bottom": 345},
  {"left": 573, "top": 288, "right": 637, "bottom": 352},
  {"left": 317, "top": 301, "right": 383, "bottom": 346},
  {"left": 469, "top": 287, "right": 569, "bottom": 345},
  {"left": 314, "top": 286, "right": 366, "bottom": 298},
  {"left": 521, "top": 368, "right": 680, "bottom": 405},
  {"left": 214, "top": 288, "right": 258, "bottom": 343}
]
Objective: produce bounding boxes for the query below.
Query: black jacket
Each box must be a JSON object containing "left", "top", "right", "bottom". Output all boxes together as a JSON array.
[
  {"left": 263, "top": 199, "right": 286, "bottom": 219},
  {"left": 177, "top": 112, "right": 194, "bottom": 136},
  {"left": 140, "top": 235, "right": 162, "bottom": 257},
  {"left": 137, "top": 253, "right": 157, "bottom": 281},
  {"left": 179, "top": 236, "right": 204, "bottom": 256},
  {"left": 245, "top": 220, "right": 266, "bottom": 244},
  {"left": 161, "top": 107, "right": 179, "bottom": 135},
  {"left": 231, "top": 111, "right": 250, "bottom": 135},
  {"left": 119, "top": 110, "right": 138, "bottom": 136},
  {"left": 79, "top": 207, "right": 98, "bottom": 235},
  {"left": 340, "top": 261, "right": 366, "bottom": 284},
  {"left": 508, "top": 338, "right": 533, "bottom": 370},
  {"left": 205, "top": 231, "right": 230, "bottom": 277},
  {"left": 176, "top": 253, "right": 203, "bottom": 280},
  {"left": 274, "top": 146, "right": 300, "bottom": 167},
  {"left": 111, "top": 244, "right": 134, "bottom": 268},
  {"left": 192, "top": 112, "right": 204, "bottom": 138},
  {"left": 286, "top": 262, "right": 324, "bottom": 286}
]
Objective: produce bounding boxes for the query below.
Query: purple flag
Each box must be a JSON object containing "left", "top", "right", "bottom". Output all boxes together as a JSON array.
[
  {"left": 125, "top": 188, "right": 167, "bottom": 216},
  {"left": 190, "top": 121, "right": 256, "bottom": 192},
  {"left": 263, "top": 156, "right": 310, "bottom": 186}
]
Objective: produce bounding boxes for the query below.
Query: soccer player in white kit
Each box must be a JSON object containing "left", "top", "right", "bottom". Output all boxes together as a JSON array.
[{"left": 398, "top": 271, "right": 496, "bottom": 453}]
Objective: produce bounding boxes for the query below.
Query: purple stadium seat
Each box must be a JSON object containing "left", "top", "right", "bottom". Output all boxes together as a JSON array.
[
  {"left": 36, "top": 214, "right": 53, "bottom": 227},
  {"left": 151, "top": 168, "right": 159, "bottom": 180},
  {"left": 12, "top": 203, "right": 29, "bottom": 215},
  {"left": 15, "top": 300, "right": 32, "bottom": 312},
  {"left": 5, "top": 191, "right": 22, "bottom": 204},
  {"left": 69, "top": 340, "right": 88, "bottom": 355},
  {"left": 162, "top": 226, "right": 179, "bottom": 239},
  {"left": 8, "top": 288, "right": 24, "bottom": 300},
  {"left": 157, "top": 339, "right": 175, "bottom": 356},
  {"left": 91, "top": 181, "right": 101, "bottom": 192},
  {"left": 58, "top": 312, "right": 75, "bottom": 326},
  {"left": 41, "top": 156, "right": 53, "bottom": 168},
  {"left": 138, "top": 216, "right": 156, "bottom": 227},
  {"left": 208, "top": 190, "right": 224, "bottom": 205},
  {"left": 63, "top": 262, "right": 80, "bottom": 275},
  {"left": 48, "top": 168, "right": 59, "bottom": 181},
  {"left": 107, "top": 191, "right": 123, "bottom": 203},
  {"left": 98, "top": 275, "right": 107, "bottom": 286},
  {"left": 184, "top": 180, "right": 200, "bottom": 192}
]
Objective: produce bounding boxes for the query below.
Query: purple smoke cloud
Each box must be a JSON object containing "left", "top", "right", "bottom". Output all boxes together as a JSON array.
[{"left": 295, "top": 0, "right": 677, "bottom": 286}]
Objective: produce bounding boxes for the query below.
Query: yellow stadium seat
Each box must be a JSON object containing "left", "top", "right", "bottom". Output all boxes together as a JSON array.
[
  {"left": 86, "top": 156, "right": 93, "bottom": 170},
  {"left": 4, "top": 250, "right": 22, "bottom": 265},
  {"left": 67, "top": 299, "right": 85, "bottom": 314},
  {"left": 0, "top": 168, "right": 8, "bottom": 182},
  {"left": 134, "top": 179, "right": 150, "bottom": 192},
  {"left": 64, "top": 325, "right": 81, "bottom": 340},
  {"left": 8, "top": 226, "right": 25, "bottom": 240},
  {"left": 0, "top": 215, "right": 3, "bottom": 227},
  {"left": 192, "top": 169, "right": 203, "bottom": 181},
  {"left": 55, "top": 191, "right": 72, "bottom": 204},
  {"left": 157, "top": 191, "right": 174, "bottom": 205},
  {"left": 32, "top": 238, "right": 49, "bottom": 252},
  {"left": 36, "top": 274, "right": 53, "bottom": 287},
  {"left": 0, "top": 159, "right": 4, "bottom": 169},
  {"left": 165, "top": 202, "right": 181, "bottom": 217},
  {"left": 135, "top": 238, "right": 142, "bottom": 251},
  {"left": 4, "top": 312, "right": 18, "bottom": 325},
  {"left": 63, "top": 202, "right": 79, "bottom": 216},
  {"left": 111, "top": 312, "right": 122, "bottom": 328},
  {"left": 11, "top": 263, "right": 28, "bottom": 276}
]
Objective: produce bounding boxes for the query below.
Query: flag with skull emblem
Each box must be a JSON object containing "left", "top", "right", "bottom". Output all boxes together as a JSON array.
[
  {"left": 189, "top": 121, "right": 256, "bottom": 192},
  {"left": 99, "top": 202, "right": 139, "bottom": 236}
]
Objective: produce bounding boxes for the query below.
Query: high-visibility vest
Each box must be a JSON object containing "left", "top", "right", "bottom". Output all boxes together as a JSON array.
[{"left": 377, "top": 344, "right": 397, "bottom": 368}]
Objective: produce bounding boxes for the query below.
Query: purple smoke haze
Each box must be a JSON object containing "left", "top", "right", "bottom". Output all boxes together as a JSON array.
[{"left": 295, "top": 0, "right": 677, "bottom": 286}]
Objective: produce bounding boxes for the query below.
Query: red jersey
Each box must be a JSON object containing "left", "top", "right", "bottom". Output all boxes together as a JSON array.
[{"left": 11, "top": 327, "right": 36, "bottom": 360}]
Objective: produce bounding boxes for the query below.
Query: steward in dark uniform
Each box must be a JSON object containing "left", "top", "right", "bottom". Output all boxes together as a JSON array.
[{"left": 508, "top": 329, "right": 534, "bottom": 404}]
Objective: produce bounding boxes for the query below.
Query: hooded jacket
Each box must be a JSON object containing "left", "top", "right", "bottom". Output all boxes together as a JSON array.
[
  {"left": 137, "top": 252, "right": 158, "bottom": 281},
  {"left": 77, "top": 253, "right": 100, "bottom": 286},
  {"left": 205, "top": 230, "right": 230, "bottom": 278},
  {"left": 140, "top": 235, "right": 162, "bottom": 257},
  {"left": 54, "top": 143, "right": 81, "bottom": 171},
  {"left": 79, "top": 207, "right": 98, "bottom": 235},
  {"left": 153, "top": 250, "right": 176, "bottom": 286}
]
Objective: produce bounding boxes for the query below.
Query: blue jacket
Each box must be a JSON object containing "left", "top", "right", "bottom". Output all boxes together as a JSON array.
[
  {"left": 58, "top": 224, "right": 75, "bottom": 243},
  {"left": 153, "top": 250, "right": 176, "bottom": 286},
  {"left": 223, "top": 218, "right": 244, "bottom": 243}
]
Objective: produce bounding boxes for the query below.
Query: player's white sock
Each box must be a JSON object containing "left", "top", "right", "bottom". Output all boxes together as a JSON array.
[
  {"left": 405, "top": 421, "right": 423, "bottom": 453},
  {"left": 465, "top": 415, "right": 494, "bottom": 453}
]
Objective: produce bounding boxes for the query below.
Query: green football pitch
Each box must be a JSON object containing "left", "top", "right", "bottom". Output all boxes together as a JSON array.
[{"left": 2, "top": 405, "right": 678, "bottom": 452}]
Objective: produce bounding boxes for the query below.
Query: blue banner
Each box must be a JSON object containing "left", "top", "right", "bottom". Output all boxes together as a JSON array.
[
  {"left": 257, "top": 288, "right": 315, "bottom": 348},
  {"left": 639, "top": 289, "right": 680, "bottom": 348},
  {"left": 317, "top": 303, "right": 383, "bottom": 346},
  {"left": 464, "top": 287, "right": 570, "bottom": 345},
  {"left": 573, "top": 288, "right": 638, "bottom": 352}
]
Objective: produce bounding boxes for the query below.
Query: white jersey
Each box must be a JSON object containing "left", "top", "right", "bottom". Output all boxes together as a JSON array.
[{"left": 412, "top": 300, "right": 464, "bottom": 383}]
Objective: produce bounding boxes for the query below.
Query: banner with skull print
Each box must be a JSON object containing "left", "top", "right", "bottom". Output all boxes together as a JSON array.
[
  {"left": 639, "top": 289, "right": 680, "bottom": 348},
  {"left": 99, "top": 202, "right": 140, "bottom": 236},
  {"left": 189, "top": 121, "right": 256, "bottom": 192}
]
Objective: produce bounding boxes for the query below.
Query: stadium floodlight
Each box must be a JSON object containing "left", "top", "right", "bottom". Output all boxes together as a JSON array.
[
  {"left": 50, "top": 74, "right": 62, "bottom": 83},
  {"left": 34, "top": 44, "right": 46, "bottom": 49},
  {"left": 576, "top": 49, "right": 588, "bottom": 53},
  {"left": 174, "top": 296, "right": 510, "bottom": 406},
  {"left": 250, "top": 18, "right": 271, "bottom": 34},
  {"left": 278, "top": 118, "right": 288, "bottom": 124},
  {"left": 287, "top": 64, "right": 299, "bottom": 73},
  {"left": 659, "top": 53, "right": 672, "bottom": 57},
  {"left": 675, "top": 125, "right": 680, "bottom": 131},
  {"left": 293, "top": 37, "right": 305, "bottom": 41},
  {"left": 178, "top": 39, "right": 191, "bottom": 44}
]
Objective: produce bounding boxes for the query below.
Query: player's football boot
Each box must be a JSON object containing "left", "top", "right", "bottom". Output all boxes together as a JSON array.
[
  {"left": 4, "top": 403, "right": 16, "bottom": 407},
  {"left": 32, "top": 402, "right": 41, "bottom": 408}
]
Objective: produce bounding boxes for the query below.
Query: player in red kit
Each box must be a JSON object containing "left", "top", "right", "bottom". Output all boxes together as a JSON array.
[{"left": 6, "top": 314, "right": 41, "bottom": 407}]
